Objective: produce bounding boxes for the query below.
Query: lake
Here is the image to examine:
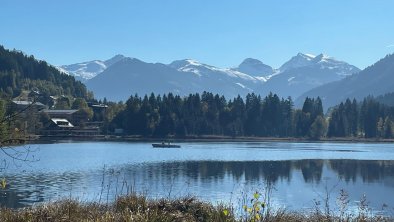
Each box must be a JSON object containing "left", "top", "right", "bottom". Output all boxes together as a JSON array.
[{"left": 1, "top": 141, "right": 394, "bottom": 215}]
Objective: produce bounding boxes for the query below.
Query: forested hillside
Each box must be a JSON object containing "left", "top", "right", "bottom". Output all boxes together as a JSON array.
[
  {"left": 297, "top": 53, "right": 394, "bottom": 109},
  {"left": 376, "top": 92, "right": 394, "bottom": 107},
  {"left": 328, "top": 97, "right": 394, "bottom": 138},
  {"left": 0, "top": 45, "right": 91, "bottom": 100}
]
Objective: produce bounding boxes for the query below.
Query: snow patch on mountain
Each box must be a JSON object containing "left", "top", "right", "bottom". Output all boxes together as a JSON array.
[
  {"left": 279, "top": 53, "right": 316, "bottom": 71},
  {"left": 236, "top": 83, "right": 246, "bottom": 88},
  {"left": 288, "top": 77, "right": 295, "bottom": 82},
  {"left": 169, "top": 59, "right": 264, "bottom": 82},
  {"left": 58, "top": 55, "right": 126, "bottom": 81},
  {"left": 264, "top": 70, "right": 280, "bottom": 80},
  {"left": 280, "top": 53, "right": 359, "bottom": 75}
]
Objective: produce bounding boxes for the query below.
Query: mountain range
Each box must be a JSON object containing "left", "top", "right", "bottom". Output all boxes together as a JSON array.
[
  {"left": 296, "top": 53, "right": 394, "bottom": 109},
  {"left": 59, "top": 53, "right": 360, "bottom": 103},
  {"left": 259, "top": 53, "right": 360, "bottom": 98}
]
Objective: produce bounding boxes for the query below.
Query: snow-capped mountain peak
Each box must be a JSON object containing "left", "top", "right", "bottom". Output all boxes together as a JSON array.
[
  {"left": 279, "top": 52, "right": 359, "bottom": 75},
  {"left": 257, "top": 52, "right": 361, "bottom": 99},
  {"left": 58, "top": 54, "right": 127, "bottom": 81},
  {"left": 169, "top": 59, "right": 203, "bottom": 69},
  {"left": 169, "top": 59, "right": 265, "bottom": 82},
  {"left": 168, "top": 59, "right": 207, "bottom": 76},
  {"left": 279, "top": 53, "right": 316, "bottom": 71},
  {"left": 313, "top": 53, "right": 335, "bottom": 64},
  {"left": 298, "top": 52, "right": 316, "bottom": 60}
]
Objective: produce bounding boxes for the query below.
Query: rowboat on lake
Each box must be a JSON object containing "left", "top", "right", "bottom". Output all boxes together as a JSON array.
[{"left": 152, "top": 142, "right": 181, "bottom": 148}]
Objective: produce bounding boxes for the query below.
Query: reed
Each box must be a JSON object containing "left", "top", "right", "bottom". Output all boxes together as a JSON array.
[{"left": 0, "top": 192, "right": 392, "bottom": 222}]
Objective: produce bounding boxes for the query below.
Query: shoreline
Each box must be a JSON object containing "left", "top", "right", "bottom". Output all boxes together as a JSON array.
[{"left": 30, "top": 134, "right": 394, "bottom": 144}]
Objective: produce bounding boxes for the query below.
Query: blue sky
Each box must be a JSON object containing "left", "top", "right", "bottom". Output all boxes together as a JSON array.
[{"left": 1, "top": 0, "right": 394, "bottom": 69}]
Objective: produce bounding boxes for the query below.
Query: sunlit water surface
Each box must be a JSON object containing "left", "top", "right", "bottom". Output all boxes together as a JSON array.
[{"left": 1, "top": 142, "right": 394, "bottom": 215}]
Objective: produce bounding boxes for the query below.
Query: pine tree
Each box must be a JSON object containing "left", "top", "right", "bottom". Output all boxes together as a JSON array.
[
  {"left": 376, "top": 117, "right": 384, "bottom": 138},
  {"left": 351, "top": 99, "right": 359, "bottom": 136},
  {"left": 314, "top": 97, "right": 324, "bottom": 119},
  {"left": 0, "top": 99, "right": 7, "bottom": 142},
  {"left": 383, "top": 117, "right": 393, "bottom": 138},
  {"left": 309, "top": 116, "right": 327, "bottom": 140}
]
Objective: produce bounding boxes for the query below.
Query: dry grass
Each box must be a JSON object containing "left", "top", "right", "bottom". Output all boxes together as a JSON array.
[
  {"left": 0, "top": 194, "right": 393, "bottom": 222},
  {"left": 0, "top": 195, "right": 231, "bottom": 222}
]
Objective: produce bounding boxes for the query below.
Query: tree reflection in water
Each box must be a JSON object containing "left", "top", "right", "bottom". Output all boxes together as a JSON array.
[{"left": 2, "top": 159, "right": 394, "bottom": 210}]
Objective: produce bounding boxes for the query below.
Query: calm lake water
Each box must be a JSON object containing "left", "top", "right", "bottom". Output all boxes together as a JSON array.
[{"left": 1, "top": 141, "right": 394, "bottom": 214}]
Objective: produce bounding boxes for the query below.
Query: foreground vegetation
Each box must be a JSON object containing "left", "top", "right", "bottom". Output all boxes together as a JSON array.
[{"left": 0, "top": 193, "right": 392, "bottom": 222}]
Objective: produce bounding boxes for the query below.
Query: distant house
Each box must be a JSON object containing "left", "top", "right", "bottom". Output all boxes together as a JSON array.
[
  {"left": 42, "top": 109, "right": 79, "bottom": 122},
  {"left": 9, "top": 101, "right": 48, "bottom": 133},
  {"left": 90, "top": 104, "right": 109, "bottom": 109},
  {"left": 50, "top": 118, "right": 74, "bottom": 128},
  {"left": 41, "top": 117, "right": 100, "bottom": 136},
  {"left": 12, "top": 100, "right": 48, "bottom": 111},
  {"left": 89, "top": 103, "right": 108, "bottom": 122},
  {"left": 41, "top": 118, "right": 74, "bottom": 135},
  {"left": 28, "top": 90, "right": 40, "bottom": 98}
]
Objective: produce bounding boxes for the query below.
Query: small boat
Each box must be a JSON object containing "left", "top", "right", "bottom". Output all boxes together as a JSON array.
[{"left": 152, "top": 142, "right": 181, "bottom": 148}]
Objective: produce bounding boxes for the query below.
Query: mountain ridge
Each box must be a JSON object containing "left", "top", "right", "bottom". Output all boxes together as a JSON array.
[
  {"left": 296, "top": 53, "right": 394, "bottom": 109},
  {"left": 58, "top": 54, "right": 126, "bottom": 81},
  {"left": 82, "top": 52, "right": 359, "bottom": 101}
]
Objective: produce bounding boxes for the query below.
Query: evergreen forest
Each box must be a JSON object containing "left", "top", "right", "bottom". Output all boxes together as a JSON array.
[
  {"left": 0, "top": 45, "right": 91, "bottom": 100},
  {"left": 109, "top": 92, "right": 394, "bottom": 139}
]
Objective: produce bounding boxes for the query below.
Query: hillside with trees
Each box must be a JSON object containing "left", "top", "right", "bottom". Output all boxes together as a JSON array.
[
  {"left": 376, "top": 92, "right": 394, "bottom": 107},
  {"left": 297, "top": 53, "right": 394, "bottom": 109},
  {"left": 0, "top": 45, "right": 92, "bottom": 100},
  {"left": 328, "top": 97, "right": 394, "bottom": 138}
]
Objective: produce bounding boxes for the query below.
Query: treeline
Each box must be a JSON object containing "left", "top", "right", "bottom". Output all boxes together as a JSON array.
[
  {"left": 110, "top": 92, "right": 326, "bottom": 138},
  {"left": 109, "top": 92, "right": 394, "bottom": 139},
  {"left": 376, "top": 92, "right": 394, "bottom": 107},
  {"left": 2, "top": 88, "right": 394, "bottom": 139},
  {"left": 328, "top": 97, "right": 394, "bottom": 138},
  {"left": 0, "top": 45, "right": 91, "bottom": 100}
]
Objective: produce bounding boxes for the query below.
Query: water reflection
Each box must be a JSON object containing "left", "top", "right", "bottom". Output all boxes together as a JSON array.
[
  {"left": 117, "top": 160, "right": 394, "bottom": 185},
  {"left": 2, "top": 159, "right": 394, "bottom": 212}
]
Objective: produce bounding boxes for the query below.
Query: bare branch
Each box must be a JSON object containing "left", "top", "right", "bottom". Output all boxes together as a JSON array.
[
  {"left": 0, "top": 145, "right": 39, "bottom": 163},
  {"left": 1, "top": 96, "right": 38, "bottom": 124}
]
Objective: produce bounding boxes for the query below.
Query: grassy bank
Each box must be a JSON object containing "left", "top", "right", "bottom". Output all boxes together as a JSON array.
[{"left": 1, "top": 194, "right": 392, "bottom": 222}]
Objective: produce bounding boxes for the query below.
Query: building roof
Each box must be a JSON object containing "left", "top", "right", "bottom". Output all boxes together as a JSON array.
[
  {"left": 43, "top": 109, "right": 79, "bottom": 115},
  {"left": 50, "top": 118, "right": 74, "bottom": 128},
  {"left": 12, "top": 100, "right": 46, "bottom": 106},
  {"left": 91, "top": 104, "right": 108, "bottom": 108}
]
